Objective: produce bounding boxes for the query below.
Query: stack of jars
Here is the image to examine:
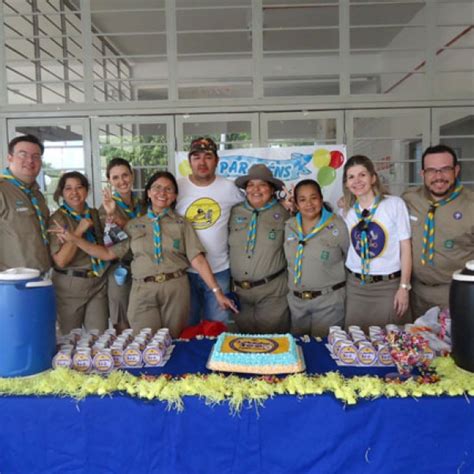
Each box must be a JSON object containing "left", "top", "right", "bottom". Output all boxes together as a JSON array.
[{"left": 53, "top": 327, "right": 173, "bottom": 373}]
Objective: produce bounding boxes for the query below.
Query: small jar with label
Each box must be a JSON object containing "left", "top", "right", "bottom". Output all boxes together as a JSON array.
[
  {"left": 72, "top": 348, "right": 92, "bottom": 373},
  {"left": 122, "top": 343, "right": 143, "bottom": 368},
  {"left": 93, "top": 348, "right": 115, "bottom": 374},
  {"left": 53, "top": 349, "right": 72, "bottom": 369}
]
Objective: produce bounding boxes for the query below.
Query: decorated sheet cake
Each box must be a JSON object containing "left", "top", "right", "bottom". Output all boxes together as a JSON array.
[{"left": 207, "top": 333, "right": 305, "bottom": 374}]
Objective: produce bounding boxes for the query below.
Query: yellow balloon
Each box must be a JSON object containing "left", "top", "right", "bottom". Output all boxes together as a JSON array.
[
  {"left": 178, "top": 160, "right": 191, "bottom": 177},
  {"left": 312, "top": 149, "right": 331, "bottom": 168}
]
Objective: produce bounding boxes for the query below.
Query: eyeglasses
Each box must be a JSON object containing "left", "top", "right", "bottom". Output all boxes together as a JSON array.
[
  {"left": 13, "top": 151, "right": 42, "bottom": 161},
  {"left": 424, "top": 166, "right": 455, "bottom": 176},
  {"left": 149, "top": 185, "right": 176, "bottom": 194}
]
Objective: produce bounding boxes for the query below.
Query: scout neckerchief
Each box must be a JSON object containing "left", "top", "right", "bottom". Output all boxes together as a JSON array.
[
  {"left": 244, "top": 198, "right": 278, "bottom": 254},
  {"left": 293, "top": 207, "right": 335, "bottom": 286},
  {"left": 421, "top": 181, "right": 463, "bottom": 266},
  {"left": 147, "top": 206, "right": 170, "bottom": 264},
  {"left": 0, "top": 168, "right": 48, "bottom": 246},
  {"left": 354, "top": 194, "right": 382, "bottom": 284},
  {"left": 60, "top": 202, "right": 106, "bottom": 276},
  {"left": 113, "top": 191, "right": 144, "bottom": 219}
]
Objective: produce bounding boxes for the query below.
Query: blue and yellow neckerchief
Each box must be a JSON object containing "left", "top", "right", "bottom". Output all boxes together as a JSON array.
[
  {"left": 293, "top": 207, "right": 335, "bottom": 286},
  {"left": 113, "top": 191, "right": 144, "bottom": 219},
  {"left": 0, "top": 168, "right": 48, "bottom": 246},
  {"left": 243, "top": 198, "right": 278, "bottom": 254},
  {"left": 147, "top": 206, "right": 170, "bottom": 264},
  {"left": 60, "top": 202, "right": 106, "bottom": 276},
  {"left": 354, "top": 195, "right": 382, "bottom": 284},
  {"left": 421, "top": 181, "right": 463, "bottom": 265}
]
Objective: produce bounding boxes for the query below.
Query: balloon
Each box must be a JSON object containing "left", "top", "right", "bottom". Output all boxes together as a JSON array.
[
  {"left": 312, "top": 149, "right": 331, "bottom": 168},
  {"left": 178, "top": 161, "right": 191, "bottom": 177},
  {"left": 317, "top": 166, "right": 336, "bottom": 187},
  {"left": 329, "top": 150, "right": 345, "bottom": 169}
]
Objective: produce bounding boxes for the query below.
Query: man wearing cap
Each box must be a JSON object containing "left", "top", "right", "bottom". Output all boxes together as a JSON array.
[
  {"left": 402, "top": 144, "right": 474, "bottom": 318},
  {"left": 176, "top": 137, "right": 244, "bottom": 325},
  {"left": 229, "top": 164, "right": 290, "bottom": 333},
  {"left": 0, "top": 135, "right": 51, "bottom": 272}
]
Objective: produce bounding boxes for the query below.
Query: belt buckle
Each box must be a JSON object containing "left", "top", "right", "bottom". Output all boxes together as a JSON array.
[
  {"left": 365, "top": 275, "right": 374, "bottom": 284},
  {"left": 301, "top": 291, "right": 313, "bottom": 300},
  {"left": 241, "top": 281, "right": 251, "bottom": 290},
  {"left": 155, "top": 274, "right": 166, "bottom": 283}
]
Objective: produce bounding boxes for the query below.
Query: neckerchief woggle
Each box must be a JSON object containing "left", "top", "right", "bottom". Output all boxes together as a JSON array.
[
  {"left": 244, "top": 198, "right": 278, "bottom": 254},
  {"left": 354, "top": 195, "right": 382, "bottom": 284},
  {"left": 113, "top": 191, "right": 144, "bottom": 219},
  {"left": 147, "top": 206, "right": 170, "bottom": 264},
  {"left": 293, "top": 207, "right": 335, "bottom": 286},
  {"left": 60, "top": 202, "right": 106, "bottom": 276},
  {"left": 421, "top": 181, "right": 463, "bottom": 265},
  {"left": 0, "top": 168, "right": 49, "bottom": 246}
]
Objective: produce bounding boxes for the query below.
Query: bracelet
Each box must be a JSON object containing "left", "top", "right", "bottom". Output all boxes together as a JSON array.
[
  {"left": 211, "top": 287, "right": 222, "bottom": 294},
  {"left": 399, "top": 283, "right": 412, "bottom": 290}
]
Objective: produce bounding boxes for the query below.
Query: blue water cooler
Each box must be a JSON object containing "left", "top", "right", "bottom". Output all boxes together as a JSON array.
[{"left": 0, "top": 268, "right": 56, "bottom": 377}]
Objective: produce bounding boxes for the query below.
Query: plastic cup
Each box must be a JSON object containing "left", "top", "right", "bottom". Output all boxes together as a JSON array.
[{"left": 114, "top": 265, "right": 128, "bottom": 286}]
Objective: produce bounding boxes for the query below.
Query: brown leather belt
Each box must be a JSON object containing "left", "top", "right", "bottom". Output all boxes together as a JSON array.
[
  {"left": 54, "top": 268, "right": 97, "bottom": 278},
  {"left": 143, "top": 269, "right": 186, "bottom": 283},
  {"left": 293, "top": 281, "right": 346, "bottom": 300},
  {"left": 347, "top": 268, "right": 401, "bottom": 283},
  {"left": 234, "top": 267, "right": 286, "bottom": 290}
]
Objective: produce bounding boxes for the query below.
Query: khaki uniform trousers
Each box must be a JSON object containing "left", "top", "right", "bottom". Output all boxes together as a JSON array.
[
  {"left": 127, "top": 274, "right": 189, "bottom": 338},
  {"left": 53, "top": 271, "right": 108, "bottom": 335},
  {"left": 411, "top": 280, "right": 450, "bottom": 320},
  {"left": 345, "top": 273, "right": 410, "bottom": 332},
  {"left": 288, "top": 286, "right": 345, "bottom": 337},
  {"left": 234, "top": 273, "right": 290, "bottom": 334},
  {"left": 107, "top": 261, "right": 132, "bottom": 326}
]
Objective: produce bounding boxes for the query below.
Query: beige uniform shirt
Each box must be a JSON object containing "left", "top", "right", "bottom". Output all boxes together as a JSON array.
[
  {"left": 229, "top": 202, "right": 289, "bottom": 281},
  {"left": 0, "top": 177, "right": 51, "bottom": 272},
  {"left": 49, "top": 208, "right": 106, "bottom": 274},
  {"left": 284, "top": 214, "right": 349, "bottom": 291},
  {"left": 113, "top": 210, "right": 205, "bottom": 279},
  {"left": 402, "top": 186, "right": 474, "bottom": 285}
]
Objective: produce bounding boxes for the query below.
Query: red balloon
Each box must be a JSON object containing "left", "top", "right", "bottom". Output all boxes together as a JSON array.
[{"left": 329, "top": 150, "right": 345, "bottom": 169}]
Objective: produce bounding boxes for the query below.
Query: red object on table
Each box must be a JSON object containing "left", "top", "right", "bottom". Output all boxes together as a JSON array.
[{"left": 179, "top": 320, "right": 227, "bottom": 339}]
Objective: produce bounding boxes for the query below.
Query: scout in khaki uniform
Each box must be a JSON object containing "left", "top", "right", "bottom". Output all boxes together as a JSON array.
[
  {"left": 285, "top": 180, "right": 349, "bottom": 337},
  {"left": 230, "top": 164, "right": 290, "bottom": 334},
  {"left": 50, "top": 171, "right": 238, "bottom": 338},
  {"left": 0, "top": 135, "right": 51, "bottom": 273},
  {"left": 49, "top": 172, "right": 109, "bottom": 334},
  {"left": 402, "top": 144, "right": 474, "bottom": 318},
  {"left": 99, "top": 157, "right": 145, "bottom": 332}
]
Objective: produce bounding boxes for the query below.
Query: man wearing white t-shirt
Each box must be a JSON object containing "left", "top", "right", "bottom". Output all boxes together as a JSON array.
[{"left": 176, "top": 137, "right": 244, "bottom": 325}]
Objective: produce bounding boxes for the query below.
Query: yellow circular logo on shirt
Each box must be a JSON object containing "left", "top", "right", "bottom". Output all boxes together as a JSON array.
[{"left": 185, "top": 198, "right": 221, "bottom": 230}]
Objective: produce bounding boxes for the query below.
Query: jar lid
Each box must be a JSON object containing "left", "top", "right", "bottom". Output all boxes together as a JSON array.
[{"left": 0, "top": 267, "right": 41, "bottom": 281}]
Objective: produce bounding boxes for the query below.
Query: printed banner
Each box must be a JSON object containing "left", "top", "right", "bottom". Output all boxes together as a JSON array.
[{"left": 176, "top": 146, "right": 346, "bottom": 207}]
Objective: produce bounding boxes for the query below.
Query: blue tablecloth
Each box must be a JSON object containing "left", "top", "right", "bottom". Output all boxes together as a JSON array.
[{"left": 1, "top": 339, "right": 473, "bottom": 474}]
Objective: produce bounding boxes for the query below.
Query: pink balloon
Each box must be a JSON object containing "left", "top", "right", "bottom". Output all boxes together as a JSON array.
[{"left": 329, "top": 150, "right": 345, "bottom": 169}]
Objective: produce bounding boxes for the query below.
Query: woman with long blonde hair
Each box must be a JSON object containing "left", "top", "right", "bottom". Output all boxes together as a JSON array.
[{"left": 341, "top": 155, "right": 412, "bottom": 331}]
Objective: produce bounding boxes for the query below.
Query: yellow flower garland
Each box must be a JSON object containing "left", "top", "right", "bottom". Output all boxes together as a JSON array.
[{"left": 0, "top": 357, "right": 473, "bottom": 412}]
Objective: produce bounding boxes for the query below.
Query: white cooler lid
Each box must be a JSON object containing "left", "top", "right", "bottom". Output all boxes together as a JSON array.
[{"left": 0, "top": 267, "right": 41, "bottom": 281}]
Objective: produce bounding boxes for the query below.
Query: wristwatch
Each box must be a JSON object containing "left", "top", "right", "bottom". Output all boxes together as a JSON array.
[
  {"left": 211, "top": 287, "right": 222, "bottom": 294},
  {"left": 399, "top": 283, "right": 412, "bottom": 290}
]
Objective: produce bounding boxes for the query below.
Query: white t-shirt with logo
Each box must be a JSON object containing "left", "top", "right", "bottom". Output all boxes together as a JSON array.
[
  {"left": 341, "top": 195, "right": 411, "bottom": 275},
  {"left": 176, "top": 176, "right": 244, "bottom": 273}
]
